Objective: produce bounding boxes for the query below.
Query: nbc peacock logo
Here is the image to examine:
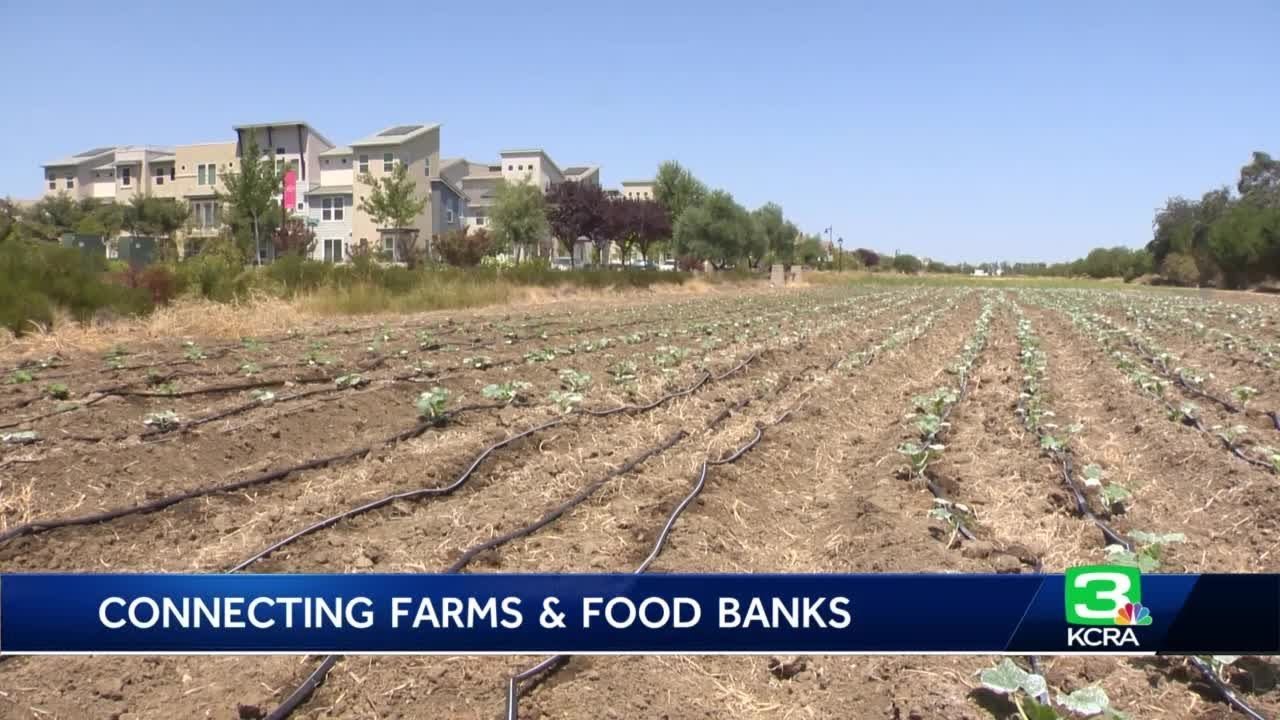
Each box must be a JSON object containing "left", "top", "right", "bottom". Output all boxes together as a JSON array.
[{"left": 1113, "top": 602, "right": 1152, "bottom": 626}]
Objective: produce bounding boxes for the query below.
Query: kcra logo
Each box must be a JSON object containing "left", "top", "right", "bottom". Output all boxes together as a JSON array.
[{"left": 1064, "top": 565, "right": 1151, "bottom": 648}]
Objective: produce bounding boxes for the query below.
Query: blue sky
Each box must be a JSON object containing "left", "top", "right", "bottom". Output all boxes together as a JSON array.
[{"left": 2, "top": 0, "right": 1276, "bottom": 263}]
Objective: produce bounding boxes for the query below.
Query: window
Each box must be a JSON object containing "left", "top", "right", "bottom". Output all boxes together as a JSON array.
[
  {"left": 197, "top": 163, "right": 217, "bottom": 186},
  {"left": 65, "top": 175, "right": 74, "bottom": 189},
  {"left": 358, "top": 155, "right": 368, "bottom": 173},
  {"left": 276, "top": 147, "right": 285, "bottom": 156},
  {"left": 477, "top": 216, "right": 486, "bottom": 226},
  {"left": 323, "top": 238, "right": 343, "bottom": 263},
  {"left": 154, "top": 167, "right": 165, "bottom": 186},
  {"left": 121, "top": 167, "right": 131, "bottom": 186},
  {"left": 383, "top": 153, "right": 393, "bottom": 172},
  {"left": 445, "top": 208, "right": 454, "bottom": 223},
  {"left": 170, "top": 167, "right": 175, "bottom": 181},
  {"left": 48, "top": 181, "right": 56, "bottom": 190},
  {"left": 192, "top": 201, "right": 220, "bottom": 230},
  {"left": 424, "top": 160, "right": 430, "bottom": 176},
  {"left": 332, "top": 196, "right": 344, "bottom": 220},
  {"left": 507, "top": 165, "right": 513, "bottom": 171},
  {"left": 382, "top": 235, "right": 397, "bottom": 261},
  {"left": 322, "top": 198, "right": 332, "bottom": 221}
]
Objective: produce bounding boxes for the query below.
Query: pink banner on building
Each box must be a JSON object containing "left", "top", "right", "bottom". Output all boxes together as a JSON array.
[{"left": 282, "top": 169, "right": 297, "bottom": 212}]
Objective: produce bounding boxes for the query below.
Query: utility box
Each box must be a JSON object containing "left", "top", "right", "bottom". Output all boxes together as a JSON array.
[
  {"left": 60, "top": 233, "right": 106, "bottom": 258},
  {"left": 117, "top": 236, "right": 157, "bottom": 266}
]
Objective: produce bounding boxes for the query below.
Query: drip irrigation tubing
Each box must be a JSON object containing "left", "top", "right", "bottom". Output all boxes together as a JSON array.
[
  {"left": 243, "top": 353, "right": 787, "bottom": 720},
  {"left": 1018, "top": 309, "right": 1268, "bottom": 720},
  {"left": 0, "top": 403, "right": 504, "bottom": 546},
  {"left": 504, "top": 413, "right": 791, "bottom": 720}
]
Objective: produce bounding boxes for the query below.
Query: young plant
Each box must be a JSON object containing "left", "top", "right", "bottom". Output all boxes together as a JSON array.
[
  {"left": 241, "top": 362, "right": 262, "bottom": 376},
  {"left": 183, "top": 342, "right": 207, "bottom": 361},
  {"left": 1231, "top": 385, "right": 1258, "bottom": 407},
  {"left": 482, "top": 381, "right": 531, "bottom": 404},
  {"left": 897, "top": 441, "right": 944, "bottom": 476},
  {"left": 524, "top": 348, "right": 557, "bottom": 364},
  {"left": 928, "top": 498, "right": 974, "bottom": 547},
  {"left": 608, "top": 360, "right": 639, "bottom": 384},
  {"left": 558, "top": 368, "right": 592, "bottom": 393},
  {"left": 143, "top": 410, "right": 180, "bottom": 431},
  {"left": 417, "top": 331, "right": 439, "bottom": 351},
  {"left": 241, "top": 336, "right": 264, "bottom": 351},
  {"left": 7, "top": 369, "right": 34, "bottom": 384},
  {"left": 416, "top": 387, "right": 450, "bottom": 422},
  {"left": 45, "top": 383, "right": 70, "bottom": 400},
  {"left": 463, "top": 355, "right": 493, "bottom": 369},
  {"left": 335, "top": 373, "right": 367, "bottom": 388},
  {"left": 249, "top": 389, "right": 277, "bottom": 406},
  {"left": 1106, "top": 531, "right": 1185, "bottom": 572}
]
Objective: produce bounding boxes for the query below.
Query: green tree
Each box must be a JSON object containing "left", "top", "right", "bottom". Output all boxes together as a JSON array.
[
  {"left": 673, "top": 190, "right": 750, "bottom": 269},
  {"left": 752, "top": 203, "right": 795, "bottom": 265},
  {"left": 219, "top": 138, "right": 283, "bottom": 266},
  {"left": 23, "top": 194, "right": 83, "bottom": 241},
  {"left": 358, "top": 162, "right": 428, "bottom": 267},
  {"left": 892, "top": 253, "right": 923, "bottom": 274},
  {"left": 653, "top": 161, "right": 707, "bottom": 227},
  {"left": 489, "top": 179, "right": 549, "bottom": 262},
  {"left": 123, "top": 195, "right": 189, "bottom": 262},
  {"left": 1208, "top": 201, "right": 1279, "bottom": 288},
  {"left": 1161, "top": 252, "right": 1200, "bottom": 286},
  {"left": 796, "top": 235, "right": 825, "bottom": 265},
  {"left": 1238, "top": 151, "right": 1280, "bottom": 205}
]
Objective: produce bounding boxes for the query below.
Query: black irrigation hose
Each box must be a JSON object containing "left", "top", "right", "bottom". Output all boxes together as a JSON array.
[
  {"left": 227, "top": 416, "right": 565, "bottom": 573},
  {"left": 249, "top": 353, "right": 776, "bottom": 720},
  {"left": 1186, "top": 656, "right": 1270, "bottom": 720},
  {"left": 0, "top": 404, "right": 503, "bottom": 546},
  {"left": 1019, "top": 310, "right": 1269, "bottom": 720},
  {"left": 504, "top": 413, "right": 792, "bottom": 720},
  {"left": 444, "top": 429, "right": 689, "bottom": 574}
]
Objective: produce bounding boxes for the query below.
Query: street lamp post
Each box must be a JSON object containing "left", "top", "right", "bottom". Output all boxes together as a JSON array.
[{"left": 838, "top": 237, "right": 844, "bottom": 271}]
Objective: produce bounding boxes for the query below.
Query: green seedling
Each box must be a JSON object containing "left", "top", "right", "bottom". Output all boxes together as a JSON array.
[
  {"left": 249, "top": 389, "right": 277, "bottom": 406},
  {"left": 241, "top": 363, "right": 262, "bottom": 376},
  {"left": 335, "top": 373, "right": 367, "bottom": 388},
  {"left": 8, "top": 369, "right": 34, "bottom": 384},
  {"left": 45, "top": 383, "right": 70, "bottom": 400},
  {"left": 558, "top": 368, "right": 592, "bottom": 393},
  {"left": 482, "top": 381, "right": 531, "bottom": 404},
  {"left": 143, "top": 411, "right": 180, "bottom": 431},
  {"left": 463, "top": 356, "right": 493, "bottom": 369},
  {"left": 416, "top": 387, "right": 450, "bottom": 421},
  {"left": 183, "top": 342, "right": 207, "bottom": 361},
  {"left": 1, "top": 431, "right": 39, "bottom": 445}
]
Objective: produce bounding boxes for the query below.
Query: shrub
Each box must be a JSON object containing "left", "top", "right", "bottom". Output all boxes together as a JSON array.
[
  {"left": 0, "top": 238, "right": 151, "bottom": 334},
  {"left": 1160, "top": 252, "right": 1200, "bottom": 286},
  {"left": 436, "top": 227, "right": 493, "bottom": 267}
]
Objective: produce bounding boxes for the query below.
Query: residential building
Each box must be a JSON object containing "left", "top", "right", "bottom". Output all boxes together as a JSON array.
[
  {"left": 36, "top": 125, "right": 612, "bottom": 265},
  {"left": 619, "top": 179, "right": 655, "bottom": 201}
]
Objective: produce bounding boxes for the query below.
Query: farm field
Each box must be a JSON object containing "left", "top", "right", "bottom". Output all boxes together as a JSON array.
[{"left": 2, "top": 282, "right": 1280, "bottom": 720}]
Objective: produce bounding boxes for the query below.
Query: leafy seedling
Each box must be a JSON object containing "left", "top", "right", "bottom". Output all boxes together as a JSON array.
[
  {"left": 143, "top": 411, "right": 180, "bottom": 431},
  {"left": 524, "top": 348, "right": 557, "bottom": 364},
  {"left": 45, "top": 383, "right": 70, "bottom": 400},
  {"left": 249, "top": 389, "right": 277, "bottom": 406},
  {"left": 549, "top": 390, "right": 583, "bottom": 414},
  {"left": 416, "top": 387, "right": 450, "bottom": 422},
  {"left": 183, "top": 342, "right": 207, "bottom": 361},
  {"left": 417, "top": 331, "right": 439, "bottom": 351},
  {"left": 463, "top": 355, "right": 493, "bottom": 369},
  {"left": 897, "top": 441, "right": 944, "bottom": 476},
  {"left": 608, "top": 360, "right": 639, "bottom": 384},
  {"left": 7, "top": 369, "right": 34, "bottom": 384},
  {"left": 335, "top": 373, "right": 367, "bottom": 389},
  {"left": 559, "top": 368, "right": 591, "bottom": 393},
  {"left": 241, "top": 337, "right": 264, "bottom": 351},
  {"left": 241, "top": 363, "right": 262, "bottom": 376},
  {"left": 482, "top": 381, "right": 531, "bottom": 404},
  {"left": 1231, "top": 385, "right": 1258, "bottom": 407}
]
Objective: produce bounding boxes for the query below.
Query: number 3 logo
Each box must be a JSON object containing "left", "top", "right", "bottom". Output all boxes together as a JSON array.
[{"left": 1065, "top": 565, "right": 1142, "bottom": 626}]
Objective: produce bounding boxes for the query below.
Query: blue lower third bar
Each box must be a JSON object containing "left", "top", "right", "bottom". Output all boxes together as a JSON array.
[{"left": 0, "top": 572, "right": 1275, "bottom": 654}]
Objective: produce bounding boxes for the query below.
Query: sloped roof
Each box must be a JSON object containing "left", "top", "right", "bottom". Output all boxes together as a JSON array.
[{"left": 350, "top": 123, "right": 440, "bottom": 147}]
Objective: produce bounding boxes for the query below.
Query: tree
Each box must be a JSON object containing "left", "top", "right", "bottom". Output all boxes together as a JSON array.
[
  {"left": 1207, "top": 201, "right": 1279, "bottom": 288},
  {"left": 854, "top": 248, "right": 880, "bottom": 268},
  {"left": 653, "top": 161, "right": 707, "bottom": 226},
  {"left": 892, "top": 253, "right": 923, "bottom": 274},
  {"left": 546, "top": 181, "right": 607, "bottom": 266},
  {"left": 741, "top": 213, "right": 768, "bottom": 268},
  {"left": 673, "top": 190, "right": 751, "bottom": 269},
  {"left": 358, "top": 161, "right": 428, "bottom": 268},
  {"left": 489, "top": 178, "right": 548, "bottom": 262},
  {"left": 632, "top": 199, "right": 672, "bottom": 265},
  {"left": 1238, "top": 151, "right": 1280, "bottom": 205},
  {"left": 23, "top": 194, "right": 83, "bottom": 241},
  {"left": 752, "top": 203, "right": 795, "bottom": 265},
  {"left": 436, "top": 226, "right": 494, "bottom": 267},
  {"left": 272, "top": 217, "right": 317, "bottom": 258},
  {"left": 121, "top": 195, "right": 189, "bottom": 263},
  {"left": 797, "top": 236, "right": 825, "bottom": 265},
  {"left": 220, "top": 138, "right": 283, "bottom": 266}
]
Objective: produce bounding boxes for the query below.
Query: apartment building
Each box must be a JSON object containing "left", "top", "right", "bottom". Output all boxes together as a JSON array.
[
  {"left": 441, "top": 149, "right": 600, "bottom": 243},
  {"left": 38, "top": 124, "right": 606, "bottom": 264},
  {"left": 619, "top": 179, "right": 656, "bottom": 201}
]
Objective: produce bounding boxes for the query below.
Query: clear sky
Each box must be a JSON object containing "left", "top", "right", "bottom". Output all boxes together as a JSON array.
[{"left": 2, "top": 0, "right": 1276, "bottom": 263}]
